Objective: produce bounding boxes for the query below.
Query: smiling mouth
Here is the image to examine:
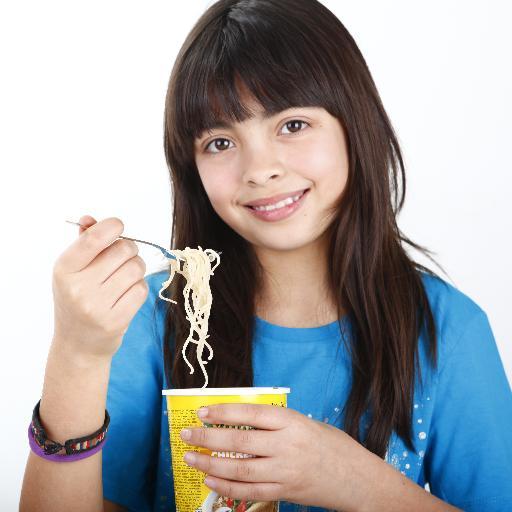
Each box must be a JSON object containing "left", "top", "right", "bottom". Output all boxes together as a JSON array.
[
  {"left": 245, "top": 189, "right": 309, "bottom": 212},
  {"left": 243, "top": 188, "right": 310, "bottom": 223}
]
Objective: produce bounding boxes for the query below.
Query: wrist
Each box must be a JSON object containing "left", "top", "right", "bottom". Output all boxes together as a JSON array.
[
  {"left": 333, "top": 442, "right": 378, "bottom": 512},
  {"left": 50, "top": 335, "right": 114, "bottom": 370},
  {"left": 350, "top": 448, "right": 460, "bottom": 512},
  {"left": 38, "top": 339, "right": 112, "bottom": 444},
  {"left": 30, "top": 399, "right": 109, "bottom": 460}
]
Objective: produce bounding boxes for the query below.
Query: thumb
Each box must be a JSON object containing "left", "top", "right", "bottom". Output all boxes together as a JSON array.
[{"left": 78, "top": 214, "right": 97, "bottom": 236}]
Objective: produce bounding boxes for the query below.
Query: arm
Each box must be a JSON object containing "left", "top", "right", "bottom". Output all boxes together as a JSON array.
[
  {"left": 20, "top": 340, "right": 111, "bottom": 512},
  {"left": 175, "top": 403, "right": 463, "bottom": 510},
  {"left": 349, "top": 447, "right": 461, "bottom": 512},
  {"left": 104, "top": 500, "right": 127, "bottom": 511},
  {"left": 20, "top": 216, "right": 150, "bottom": 511}
]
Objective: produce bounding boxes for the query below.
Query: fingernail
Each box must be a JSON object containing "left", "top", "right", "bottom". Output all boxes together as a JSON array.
[
  {"left": 180, "top": 429, "right": 192, "bottom": 440},
  {"left": 197, "top": 407, "right": 208, "bottom": 419},
  {"left": 204, "top": 476, "right": 216, "bottom": 488},
  {"left": 184, "top": 451, "right": 197, "bottom": 464}
]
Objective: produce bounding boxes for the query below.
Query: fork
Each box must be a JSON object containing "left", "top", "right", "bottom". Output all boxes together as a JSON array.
[
  {"left": 66, "top": 220, "right": 222, "bottom": 261},
  {"left": 65, "top": 220, "right": 178, "bottom": 260}
]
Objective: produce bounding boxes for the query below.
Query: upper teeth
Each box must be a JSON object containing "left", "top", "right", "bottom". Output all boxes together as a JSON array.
[{"left": 252, "top": 192, "right": 303, "bottom": 211}]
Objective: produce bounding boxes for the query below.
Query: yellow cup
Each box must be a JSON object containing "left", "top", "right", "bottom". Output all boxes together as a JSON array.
[{"left": 162, "top": 387, "right": 291, "bottom": 512}]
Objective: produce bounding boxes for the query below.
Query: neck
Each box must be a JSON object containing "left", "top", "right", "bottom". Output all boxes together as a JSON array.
[{"left": 253, "top": 234, "right": 340, "bottom": 328}]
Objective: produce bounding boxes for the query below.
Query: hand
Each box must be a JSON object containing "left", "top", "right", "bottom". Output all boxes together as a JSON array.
[
  {"left": 51, "top": 215, "right": 149, "bottom": 362},
  {"left": 180, "top": 403, "right": 368, "bottom": 509}
]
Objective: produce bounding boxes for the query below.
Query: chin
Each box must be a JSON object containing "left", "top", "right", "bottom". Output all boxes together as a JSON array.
[
  {"left": 250, "top": 236, "right": 318, "bottom": 253},
  {"left": 219, "top": 214, "right": 327, "bottom": 253}
]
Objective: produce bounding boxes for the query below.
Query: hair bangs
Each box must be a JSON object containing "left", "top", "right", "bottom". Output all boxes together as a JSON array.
[{"left": 174, "top": 4, "right": 341, "bottom": 147}]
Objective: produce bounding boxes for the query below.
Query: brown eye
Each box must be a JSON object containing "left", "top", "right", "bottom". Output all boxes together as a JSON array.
[
  {"left": 281, "top": 120, "right": 309, "bottom": 135},
  {"left": 205, "top": 138, "right": 233, "bottom": 154}
]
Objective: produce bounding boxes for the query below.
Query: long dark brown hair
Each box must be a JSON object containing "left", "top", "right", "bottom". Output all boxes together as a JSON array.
[{"left": 159, "top": 0, "right": 447, "bottom": 459}]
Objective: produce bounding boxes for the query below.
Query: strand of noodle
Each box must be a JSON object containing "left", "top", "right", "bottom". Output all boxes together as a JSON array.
[
  {"left": 157, "top": 246, "right": 220, "bottom": 387},
  {"left": 181, "top": 248, "right": 215, "bottom": 386}
]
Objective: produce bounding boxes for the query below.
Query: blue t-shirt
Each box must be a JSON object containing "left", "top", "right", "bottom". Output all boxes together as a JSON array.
[{"left": 102, "top": 270, "right": 512, "bottom": 511}]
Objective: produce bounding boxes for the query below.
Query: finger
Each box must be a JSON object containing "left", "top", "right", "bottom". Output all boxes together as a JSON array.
[
  {"left": 181, "top": 426, "right": 276, "bottom": 457},
  {"left": 84, "top": 238, "right": 140, "bottom": 285},
  {"left": 58, "top": 217, "right": 124, "bottom": 273},
  {"left": 198, "top": 403, "right": 292, "bottom": 430},
  {"left": 110, "top": 277, "right": 149, "bottom": 321},
  {"left": 184, "top": 451, "right": 276, "bottom": 483},
  {"left": 202, "top": 476, "right": 282, "bottom": 502},
  {"left": 101, "top": 255, "right": 146, "bottom": 308}
]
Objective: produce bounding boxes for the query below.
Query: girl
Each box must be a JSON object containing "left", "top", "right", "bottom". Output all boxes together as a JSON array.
[{"left": 20, "top": 0, "right": 512, "bottom": 511}]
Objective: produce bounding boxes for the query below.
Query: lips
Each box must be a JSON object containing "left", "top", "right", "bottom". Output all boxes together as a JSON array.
[
  {"left": 243, "top": 188, "right": 309, "bottom": 208},
  {"left": 245, "top": 187, "right": 309, "bottom": 222}
]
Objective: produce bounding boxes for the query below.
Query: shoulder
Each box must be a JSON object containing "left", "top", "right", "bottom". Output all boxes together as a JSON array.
[
  {"left": 419, "top": 270, "right": 486, "bottom": 325},
  {"left": 418, "top": 270, "right": 490, "bottom": 370},
  {"left": 418, "top": 276, "right": 512, "bottom": 509}
]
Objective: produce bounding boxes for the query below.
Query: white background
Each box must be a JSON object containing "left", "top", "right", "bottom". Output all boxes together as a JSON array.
[{"left": 1, "top": 0, "right": 511, "bottom": 509}]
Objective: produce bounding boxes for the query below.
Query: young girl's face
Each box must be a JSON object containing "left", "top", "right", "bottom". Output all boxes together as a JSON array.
[{"left": 194, "top": 94, "right": 349, "bottom": 254}]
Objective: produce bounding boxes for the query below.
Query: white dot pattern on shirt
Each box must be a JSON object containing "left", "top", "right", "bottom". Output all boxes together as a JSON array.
[{"left": 383, "top": 395, "right": 434, "bottom": 478}]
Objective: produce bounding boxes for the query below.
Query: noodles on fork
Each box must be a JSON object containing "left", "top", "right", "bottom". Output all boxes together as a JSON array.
[{"left": 158, "top": 246, "right": 221, "bottom": 388}]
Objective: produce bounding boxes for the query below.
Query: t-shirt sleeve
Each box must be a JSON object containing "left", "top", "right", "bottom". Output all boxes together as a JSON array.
[
  {"left": 425, "top": 310, "right": 512, "bottom": 511},
  {"left": 102, "top": 274, "right": 165, "bottom": 511}
]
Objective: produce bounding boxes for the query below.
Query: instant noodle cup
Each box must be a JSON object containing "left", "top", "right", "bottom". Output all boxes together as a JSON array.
[{"left": 162, "top": 386, "right": 291, "bottom": 512}]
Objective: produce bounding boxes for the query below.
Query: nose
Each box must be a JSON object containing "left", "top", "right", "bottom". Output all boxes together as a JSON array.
[{"left": 242, "top": 150, "right": 284, "bottom": 186}]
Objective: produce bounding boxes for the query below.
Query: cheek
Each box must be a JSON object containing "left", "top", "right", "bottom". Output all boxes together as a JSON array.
[
  {"left": 199, "top": 171, "right": 237, "bottom": 212},
  {"left": 294, "top": 138, "right": 348, "bottom": 196},
  {"left": 323, "top": 153, "right": 349, "bottom": 197}
]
